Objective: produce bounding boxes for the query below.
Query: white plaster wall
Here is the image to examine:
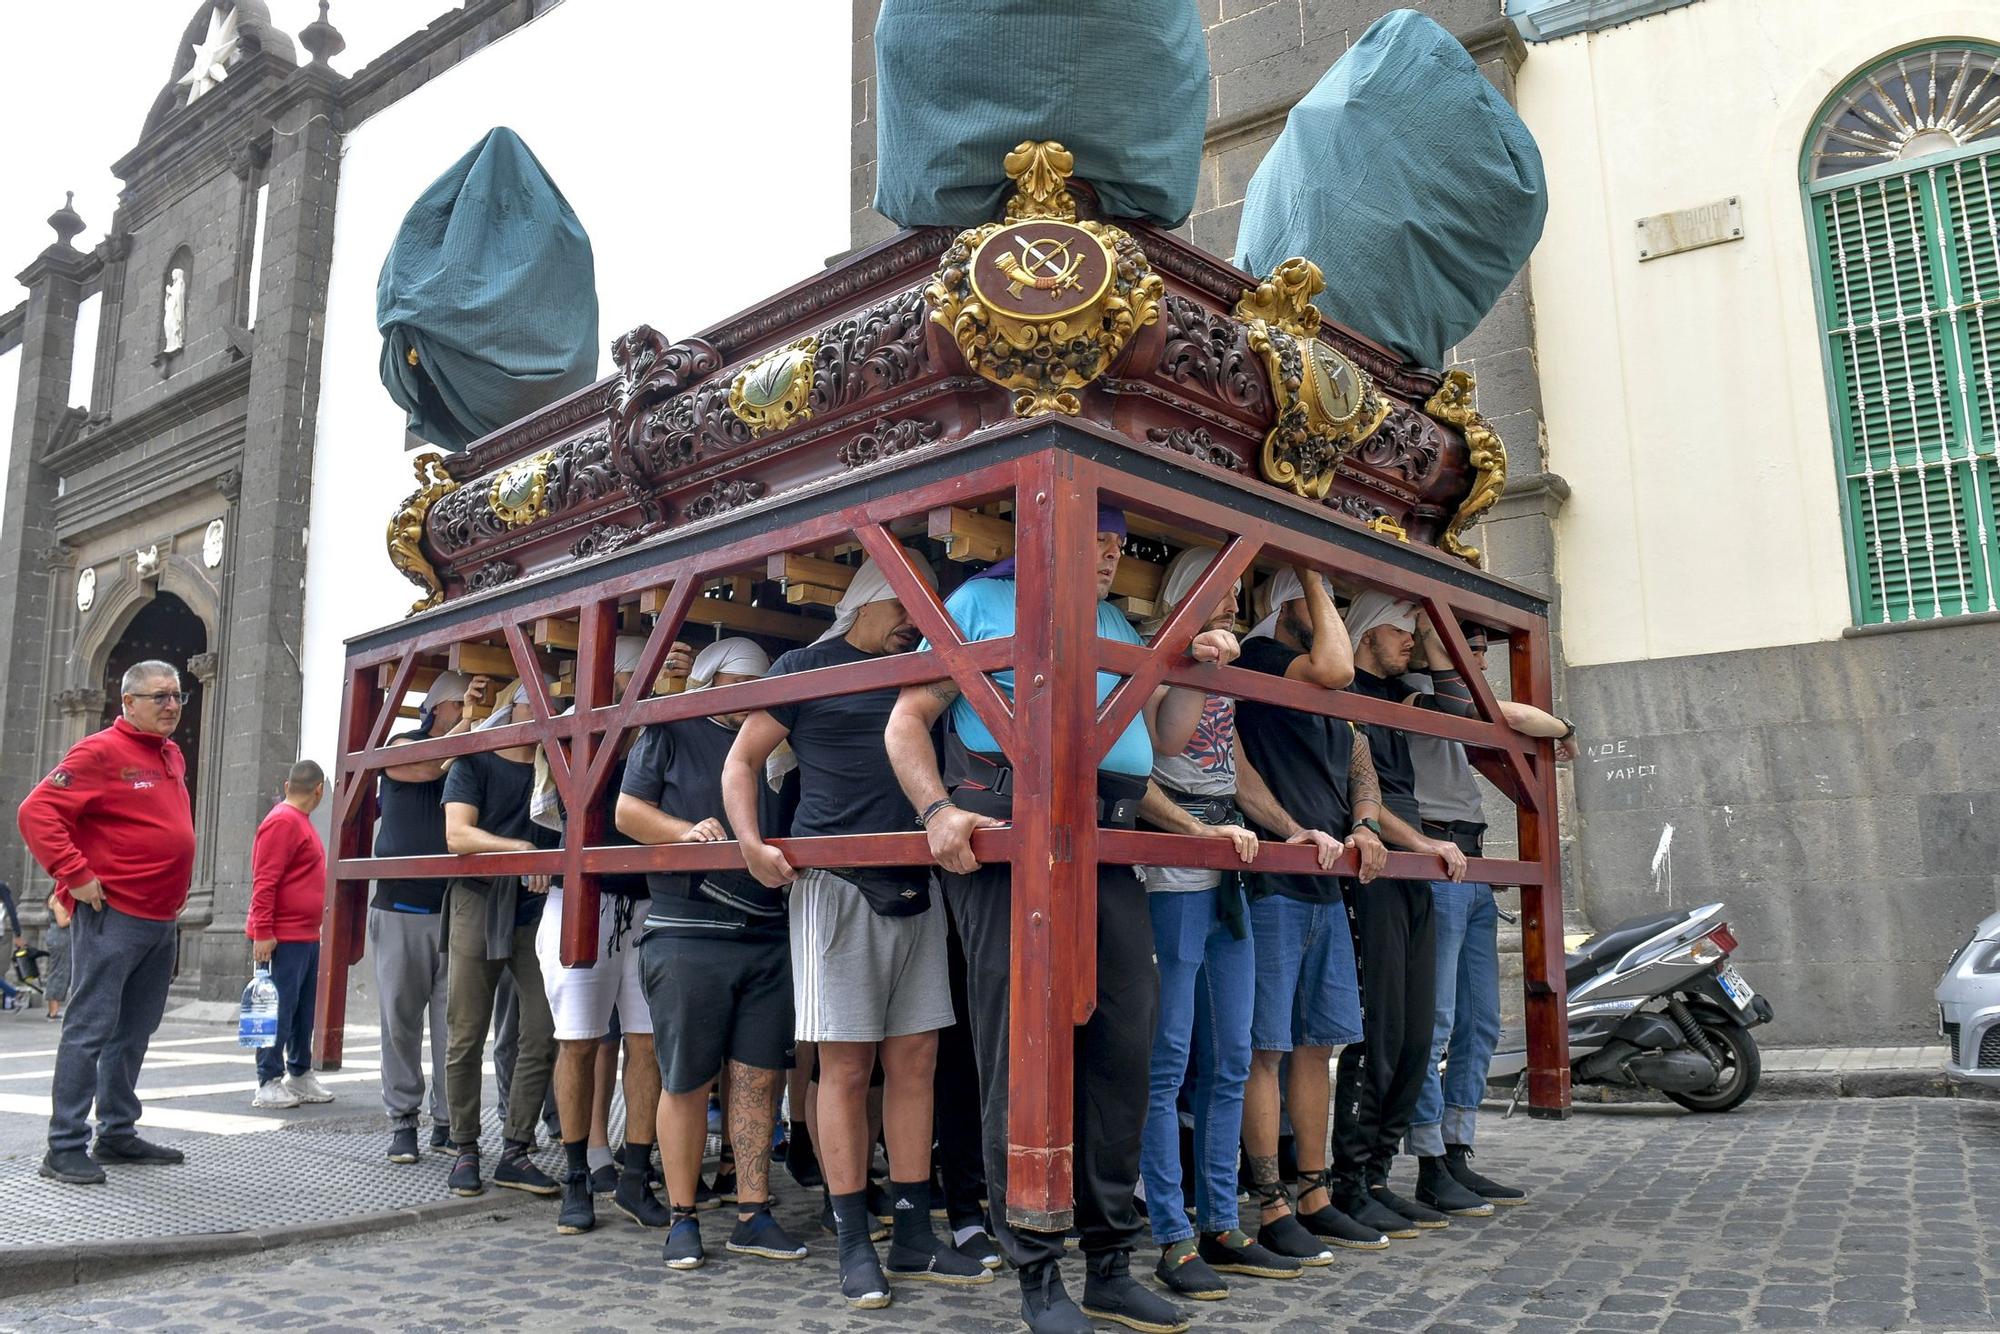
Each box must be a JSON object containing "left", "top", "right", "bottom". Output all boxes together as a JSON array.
[
  {"left": 1516, "top": 1, "right": 2000, "bottom": 666},
  {"left": 298, "top": 0, "right": 850, "bottom": 766}
]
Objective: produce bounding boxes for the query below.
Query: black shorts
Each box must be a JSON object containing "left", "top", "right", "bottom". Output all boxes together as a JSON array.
[{"left": 640, "top": 931, "right": 793, "bottom": 1095}]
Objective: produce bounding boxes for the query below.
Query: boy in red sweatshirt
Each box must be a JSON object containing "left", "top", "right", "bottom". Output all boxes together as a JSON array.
[{"left": 246, "top": 760, "right": 330, "bottom": 1109}]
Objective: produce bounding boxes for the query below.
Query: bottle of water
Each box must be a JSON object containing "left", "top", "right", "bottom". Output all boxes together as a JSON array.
[{"left": 238, "top": 964, "right": 279, "bottom": 1048}]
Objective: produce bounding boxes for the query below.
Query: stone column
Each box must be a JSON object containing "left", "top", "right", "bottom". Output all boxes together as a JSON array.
[
  {"left": 181, "top": 649, "right": 222, "bottom": 930},
  {"left": 0, "top": 199, "right": 92, "bottom": 891},
  {"left": 194, "top": 67, "right": 345, "bottom": 999}
]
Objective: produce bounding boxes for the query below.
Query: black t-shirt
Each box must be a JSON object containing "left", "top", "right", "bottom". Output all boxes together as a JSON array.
[
  {"left": 588, "top": 752, "right": 651, "bottom": 901},
  {"left": 1235, "top": 636, "right": 1354, "bottom": 904},
  {"left": 1350, "top": 668, "right": 1422, "bottom": 828},
  {"left": 765, "top": 638, "right": 915, "bottom": 839},
  {"left": 621, "top": 717, "right": 785, "bottom": 940},
  {"left": 440, "top": 749, "right": 558, "bottom": 925},
  {"left": 372, "top": 732, "right": 448, "bottom": 913}
]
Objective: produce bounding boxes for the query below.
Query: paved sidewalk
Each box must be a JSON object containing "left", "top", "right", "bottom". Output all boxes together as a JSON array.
[{"left": 1763, "top": 1046, "right": 1948, "bottom": 1072}]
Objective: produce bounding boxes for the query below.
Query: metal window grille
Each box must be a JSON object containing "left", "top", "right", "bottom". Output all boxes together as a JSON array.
[{"left": 1807, "top": 46, "right": 2000, "bottom": 625}]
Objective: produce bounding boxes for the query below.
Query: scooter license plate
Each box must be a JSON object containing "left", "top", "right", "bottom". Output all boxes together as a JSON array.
[{"left": 1717, "top": 964, "right": 1755, "bottom": 1010}]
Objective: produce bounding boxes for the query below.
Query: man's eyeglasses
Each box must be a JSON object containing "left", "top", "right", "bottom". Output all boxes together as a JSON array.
[{"left": 128, "top": 691, "right": 190, "bottom": 707}]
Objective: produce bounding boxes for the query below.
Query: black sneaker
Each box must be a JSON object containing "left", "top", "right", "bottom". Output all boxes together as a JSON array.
[
  {"left": 1198, "top": 1229, "right": 1301, "bottom": 1280},
  {"left": 1416, "top": 1156, "right": 1494, "bottom": 1218},
  {"left": 428, "top": 1124, "right": 454, "bottom": 1154},
  {"left": 726, "top": 1204, "right": 809, "bottom": 1260},
  {"left": 820, "top": 1191, "right": 889, "bottom": 1241},
  {"left": 91, "top": 1135, "right": 184, "bottom": 1165},
  {"left": 387, "top": 1127, "right": 420, "bottom": 1164},
  {"left": 557, "top": 1168, "right": 596, "bottom": 1235},
  {"left": 1255, "top": 1213, "right": 1333, "bottom": 1266},
  {"left": 449, "top": 1149, "right": 484, "bottom": 1197},
  {"left": 1446, "top": 1144, "right": 1527, "bottom": 1205},
  {"left": 1333, "top": 1185, "right": 1420, "bottom": 1240},
  {"left": 494, "top": 1150, "right": 560, "bottom": 1196},
  {"left": 885, "top": 1233, "right": 995, "bottom": 1285},
  {"left": 590, "top": 1164, "right": 618, "bottom": 1195},
  {"left": 663, "top": 1213, "right": 705, "bottom": 1271},
  {"left": 1080, "top": 1248, "right": 1191, "bottom": 1333},
  {"left": 1368, "top": 1179, "right": 1448, "bottom": 1231},
  {"left": 1020, "top": 1260, "right": 1091, "bottom": 1334},
  {"left": 1154, "top": 1243, "right": 1228, "bottom": 1301},
  {"left": 1297, "top": 1202, "right": 1392, "bottom": 1250},
  {"left": 615, "top": 1166, "right": 672, "bottom": 1228},
  {"left": 954, "top": 1228, "right": 1001, "bottom": 1270},
  {"left": 39, "top": 1147, "right": 106, "bottom": 1185},
  {"left": 840, "top": 1245, "right": 892, "bottom": 1310},
  {"left": 785, "top": 1120, "right": 823, "bottom": 1190}
]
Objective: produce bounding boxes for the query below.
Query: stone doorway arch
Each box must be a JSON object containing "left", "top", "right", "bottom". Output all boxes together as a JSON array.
[{"left": 95, "top": 591, "right": 210, "bottom": 815}]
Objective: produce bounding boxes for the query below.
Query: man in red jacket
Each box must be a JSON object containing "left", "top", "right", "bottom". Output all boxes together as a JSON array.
[
  {"left": 246, "top": 760, "right": 330, "bottom": 1110},
  {"left": 19, "top": 660, "right": 197, "bottom": 1185}
]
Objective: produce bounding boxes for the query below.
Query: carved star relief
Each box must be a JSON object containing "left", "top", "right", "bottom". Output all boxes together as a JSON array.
[{"left": 177, "top": 6, "right": 241, "bottom": 103}]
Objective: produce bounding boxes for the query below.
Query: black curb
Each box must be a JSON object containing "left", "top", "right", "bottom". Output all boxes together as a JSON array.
[{"left": 0, "top": 1189, "right": 532, "bottom": 1299}]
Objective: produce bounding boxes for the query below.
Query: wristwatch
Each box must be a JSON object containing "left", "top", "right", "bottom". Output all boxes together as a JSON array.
[
  {"left": 1350, "top": 817, "right": 1382, "bottom": 839},
  {"left": 1556, "top": 716, "right": 1577, "bottom": 740}
]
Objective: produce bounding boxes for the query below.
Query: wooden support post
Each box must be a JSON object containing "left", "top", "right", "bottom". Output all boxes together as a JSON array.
[
  {"left": 1514, "top": 619, "right": 1571, "bottom": 1115},
  {"left": 560, "top": 598, "right": 617, "bottom": 968},
  {"left": 314, "top": 659, "right": 382, "bottom": 1070}
]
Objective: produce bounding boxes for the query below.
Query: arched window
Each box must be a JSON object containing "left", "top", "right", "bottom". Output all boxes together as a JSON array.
[{"left": 1804, "top": 43, "right": 2000, "bottom": 624}]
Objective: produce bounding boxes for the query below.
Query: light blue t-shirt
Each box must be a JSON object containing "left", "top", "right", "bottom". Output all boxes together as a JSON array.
[{"left": 928, "top": 577, "right": 1154, "bottom": 778}]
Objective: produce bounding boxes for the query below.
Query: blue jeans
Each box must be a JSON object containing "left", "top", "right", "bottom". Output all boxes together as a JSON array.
[
  {"left": 1408, "top": 881, "right": 1500, "bottom": 1156},
  {"left": 257, "top": 941, "right": 320, "bottom": 1085},
  {"left": 1141, "top": 889, "right": 1255, "bottom": 1244},
  {"left": 1248, "top": 894, "right": 1361, "bottom": 1050}
]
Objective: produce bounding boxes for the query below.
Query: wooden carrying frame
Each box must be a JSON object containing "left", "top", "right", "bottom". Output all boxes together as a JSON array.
[{"left": 317, "top": 418, "right": 1569, "bottom": 1231}]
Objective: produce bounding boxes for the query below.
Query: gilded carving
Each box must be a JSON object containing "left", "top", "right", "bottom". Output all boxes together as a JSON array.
[
  {"left": 925, "top": 144, "right": 1162, "bottom": 418},
  {"left": 488, "top": 450, "right": 555, "bottom": 527},
  {"left": 729, "top": 337, "right": 819, "bottom": 437},
  {"left": 386, "top": 452, "right": 458, "bottom": 613},
  {"left": 1424, "top": 368, "right": 1508, "bottom": 567},
  {"left": 1234, "top": 258, "right": 1325, "bottom": 339},
  {"left": 1245, "top": 323, "right": 1342, "bottom": 499}
]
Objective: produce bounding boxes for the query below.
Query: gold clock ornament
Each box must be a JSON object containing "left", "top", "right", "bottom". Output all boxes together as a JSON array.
[{"left": 924, "top": 141, "right": 1162, "bottom": 418}]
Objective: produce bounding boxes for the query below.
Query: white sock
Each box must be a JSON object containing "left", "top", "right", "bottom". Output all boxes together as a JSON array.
[
  {"left": 587, "top": 1145, "right": 616, "bottom": 1172},
  {"left": 953, "top": 1224, "right": 985, "bottom": 1247}
]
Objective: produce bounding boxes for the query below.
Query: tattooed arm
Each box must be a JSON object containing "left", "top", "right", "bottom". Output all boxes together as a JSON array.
[{"left": 1345, "top": 730, "right": 1388, "bottom": 882}]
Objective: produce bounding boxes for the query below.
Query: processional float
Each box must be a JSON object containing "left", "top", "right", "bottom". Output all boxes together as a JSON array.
[{"left": 318, "top": 125, "right": 1569, "bottom": 1228}]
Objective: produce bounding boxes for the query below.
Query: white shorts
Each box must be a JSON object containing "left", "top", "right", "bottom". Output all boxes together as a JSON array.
[{"left": 533, "top": 884, "right": 653, "bottom": 1041}]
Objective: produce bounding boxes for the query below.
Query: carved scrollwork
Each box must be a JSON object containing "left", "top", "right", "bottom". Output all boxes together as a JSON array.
[
  {"left": 838, "top": 416, "right": 942, "bottom": 469},
  {"left": 1327, "top": 492, "right": 1395, "bottom": 526},
  {"left": 606, "top": 328, "right": 723, "bottom": 526},
  {"left": 680, "top": 478, "right": 766, "bottom": 525},
  {"left": 386, "top": 452, "right": 459, "bottom": 612},
  {"left": 1144, "top": 426, "right": 1242, "bottom": 472},
  {"left": 571, "top": 521, "right": 644, "bottom": 559},
  {"left": 1424, "top": 368, "right": 1508, "bottom": 567},
  {"left": 810, "top": 290, "right": 931, "bottom": 418},
  {"left": 429, "top": 479, "right": 509, "bottom": 556},
  {"left": 1156, "top": 295, "right": 1269, "bottom": 416},
  {"left": 465, "top": 558, "right": 520, "bottom": 594},
  {"left": 1351, "top": 407, "right": 1442, "bottom": 484},
  {"left": 542, "top": 427, "right": 622, "bottom": 514}
]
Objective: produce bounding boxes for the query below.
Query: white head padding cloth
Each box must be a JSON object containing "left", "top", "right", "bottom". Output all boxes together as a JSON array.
[
  {"left": 690, "top": 637, "right": 771, "bottom": 687},
  {"left": 1345, "top": 589, "right": 1418, "bottom": 649},
  {"left": 472, "top": 678, "right": 550, "bottom": 732},
  {"left": 1141, "top": 546, "right": 1221, "bottom": 637},
  {"left": 1247, "top": 567, "right": 1305, "bottom": 641},
  {"left": 421, "top": 670, "right": 470, "bottom": 709},
  {"left": 812, "top": 549, "right": 937, "bottom": 645},
  {"left": 613, "top": 634, "right": 648, "bottom": 675}
]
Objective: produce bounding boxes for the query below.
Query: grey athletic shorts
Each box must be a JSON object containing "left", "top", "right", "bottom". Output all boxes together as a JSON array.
[{"left": 789, "top": 869, "right": 954, "bottom": 1043}]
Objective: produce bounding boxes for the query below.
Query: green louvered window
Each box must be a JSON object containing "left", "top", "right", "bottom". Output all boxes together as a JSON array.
[{"left": 1805, "top": 44, "right": 2000, "bottom": 624}]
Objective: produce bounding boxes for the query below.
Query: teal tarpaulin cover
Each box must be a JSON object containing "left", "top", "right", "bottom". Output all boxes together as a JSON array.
[
  {"left": 872, "top": 0, "right": 1208, "bottom": 229},
  {"left": 377, "top": 127, "right": 598, "bottom": 451},
  {"left": 1234, "top": 9, "right": 1547, "bottom": 369}
]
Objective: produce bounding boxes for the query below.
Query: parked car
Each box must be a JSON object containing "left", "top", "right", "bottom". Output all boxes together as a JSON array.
[{"left": 1936, "top": 908, "right": 2000, "bottom": 1091}]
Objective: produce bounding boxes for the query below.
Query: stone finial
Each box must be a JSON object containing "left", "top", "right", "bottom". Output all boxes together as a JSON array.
[
  {"left": 47, "top": 192, "right": 85, "bottom": 249},
  {"left": 299, "top": 1, "right": 345, "bottom": 66}
]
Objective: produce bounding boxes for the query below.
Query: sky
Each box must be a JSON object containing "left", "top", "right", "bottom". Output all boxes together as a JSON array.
[{"left": 0, "top": 0, "right": 457, "bottom": 311}]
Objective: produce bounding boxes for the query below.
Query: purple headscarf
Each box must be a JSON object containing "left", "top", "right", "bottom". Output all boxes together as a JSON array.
[{"left": 966, "top": 507, "right": 1128, "bottom": 583}]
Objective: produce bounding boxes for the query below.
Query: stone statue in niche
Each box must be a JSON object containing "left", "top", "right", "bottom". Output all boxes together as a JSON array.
[{"left": 163, "top": 267, "right": 187, "bottom": 354}]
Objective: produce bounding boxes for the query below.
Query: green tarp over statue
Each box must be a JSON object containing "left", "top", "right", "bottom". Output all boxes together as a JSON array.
[
  {"left": 1235, "top": 9, "right": 1548, "bottom": 370},
  {"left": 871, "top": 0, "right": 1209, "bottom": 228},
  {"left": 377, "top": 127, "right": 599, "bottom": 451}
]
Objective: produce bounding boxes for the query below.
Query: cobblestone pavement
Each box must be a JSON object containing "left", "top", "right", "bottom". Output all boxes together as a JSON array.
[{"left": 9, "top": 1097, "right": 1997, "bottom": 1333}]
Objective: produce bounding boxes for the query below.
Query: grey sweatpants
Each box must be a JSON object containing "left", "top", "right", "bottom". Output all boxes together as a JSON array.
[
  {"left": 369, "top": 908, "right": 448, "bottom": 1130},
  {"left": 47, "top": 905, "right": 178, "bottom": 1152}
]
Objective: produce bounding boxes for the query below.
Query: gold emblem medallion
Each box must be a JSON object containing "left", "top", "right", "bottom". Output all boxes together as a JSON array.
[
  {"left": 728, "top": 336, "right": 819, "bottom": 437},
  {"left": 489, "top": 450, "right": 554, "bottom": 527}
]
